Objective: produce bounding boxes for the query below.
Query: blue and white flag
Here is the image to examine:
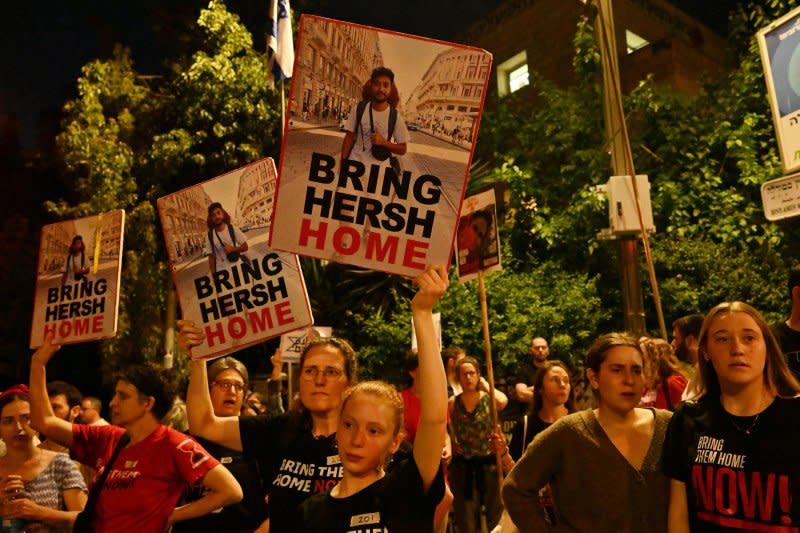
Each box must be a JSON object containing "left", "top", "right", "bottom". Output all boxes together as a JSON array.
[{"left": 268, "top": 0, "right": 294, "bottom": 82}]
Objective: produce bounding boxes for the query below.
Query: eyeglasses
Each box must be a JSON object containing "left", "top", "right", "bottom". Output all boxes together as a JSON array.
[
  {"left": 212, "top": 381, "right": 246, "bottom": 393},
  {"left": 301, "top": 366, "right": 344, "bottom": 381}
]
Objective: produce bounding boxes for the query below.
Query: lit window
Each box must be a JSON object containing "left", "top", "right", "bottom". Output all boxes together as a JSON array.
[
  {"left": 509, "top": 64, "right": 529, "bottom": 93},
  {"left": 626, "top": 30, "right": 649, "bottom": 54},
  {"left": 497, "top": 50, "right": 530, "bottom": 97}
]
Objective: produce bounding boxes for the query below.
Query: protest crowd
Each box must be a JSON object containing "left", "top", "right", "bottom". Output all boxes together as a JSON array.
[{"left": 0, "top": 263, "right": 797, "bottom": 532}]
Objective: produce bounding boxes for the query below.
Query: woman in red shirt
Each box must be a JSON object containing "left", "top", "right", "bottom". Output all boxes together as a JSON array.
[{"left": 639, "top": 338, "right": 688, "bottom": 411}]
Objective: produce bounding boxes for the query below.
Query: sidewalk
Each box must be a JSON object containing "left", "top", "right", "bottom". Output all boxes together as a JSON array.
[{"left": 288, "top": 117, "right": 340, "bottom": 131}]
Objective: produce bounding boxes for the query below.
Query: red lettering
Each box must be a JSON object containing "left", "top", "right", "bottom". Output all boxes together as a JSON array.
[
  {"left": 332, "top": 227, "right": 360, "bottom": 255},
  {"left": 91, "top": 315, "right": 104, "bottom": 333},
  {"left": 692, "top": 464, "right": 715, "bottom": 512},
  {"left": 365, "top": 232, "right": 398, "bottom": 262},
  {"left": 313, "top": 479, "right": 338, "bottom": 493},
  {"left": 738, "top": 471, "right": 774, "bottom": 520},
  {"left": 43, "top": 323, "right": 56, "bottom": 339},
  {"left": 402, "top": 239, "right": 428, "bottom": 269},
  {"left": 248, "top": 307, "right": 274, "bottom": 332},
  {"left": 205, "top": 322, "right": 225, "bottom": 347},
  {"left": 228, "top": 316, "right": 247, "bottom": 340},
  {"left": 299, "top": 219, "right": 328, "bottom": 249},
  {"left": 74, "top": 318, "right": 90, "bottom": 336},
  {"left": 715, "top": 467, "right": 738, "bottom": 516},
  {"left": 275, "top": 301, "right": 293, "bottom": 325}
]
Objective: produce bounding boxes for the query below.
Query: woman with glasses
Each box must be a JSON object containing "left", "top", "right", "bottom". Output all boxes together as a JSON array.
[
  {"left": 178, "top": 322, "right": 358, "bottom": 533},
  {"left": 173, "top": 357, "right": 268, "bottom": 533}
]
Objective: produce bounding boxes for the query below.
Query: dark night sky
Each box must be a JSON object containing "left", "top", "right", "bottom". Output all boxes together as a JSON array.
[{"left": 0, "top": 0, "right": 748, "bottom": 147}]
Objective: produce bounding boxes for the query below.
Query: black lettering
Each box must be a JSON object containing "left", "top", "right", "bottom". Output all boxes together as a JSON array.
[
  {"left": 406, "top": 207, "right": 436, "bottom": 238},
  {"left": 381, "top": 203, "right": 406, "bottom": 233},
  {"left": 303, "top": 186, "right": 332, "bottom": 217},
  {"left": 414, "top": 175, "right": 442, "bottom": 205},
  {"left": 355, "top": 197, "right": 382, "bottom": 227},
  {"left": 262, "top": 253, "right": 282, "bottom": 276},
  {"left": 380, "top": 166, "right": 410, "bottom": 200},
  {"left": 332, "top": 192, "right": 357, "bottom": 223},
  {"left": 309, "top": 152, "right": 336, "bottom": 184},
  {"left": 339, "top": 159, "right": 365, "bottom": 191},
  {"left": 200, "top": 299, "right": 219, "bottom": 322},
  {"left": 195, "top": 276, "right": 213, "bottom": 299}
]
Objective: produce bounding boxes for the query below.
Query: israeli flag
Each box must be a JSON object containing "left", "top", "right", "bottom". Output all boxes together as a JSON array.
[{"left": 268, "top": 0, "right": 294, "bottom": 82}]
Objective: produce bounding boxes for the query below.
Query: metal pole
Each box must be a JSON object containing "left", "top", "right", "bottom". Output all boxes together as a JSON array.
[{"left": 594, "top": 0, "right": 647, "bottom": 336}]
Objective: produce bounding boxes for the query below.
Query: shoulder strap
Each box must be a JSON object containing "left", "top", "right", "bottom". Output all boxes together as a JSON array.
[
  {"left": 227, "top": 223, "right": 238, "bottom": 246},
  {"left": 388, "top": 106, "right": 397, "bottom": 140},
  {"left": 82, "top": 432, "right": 130, "bottom": 522},
  {"left": 208, "top": 229, "right": 214, "bottom": 251},
  {"left": 355, "top": 100, "right": 368, "bottom": 134}
]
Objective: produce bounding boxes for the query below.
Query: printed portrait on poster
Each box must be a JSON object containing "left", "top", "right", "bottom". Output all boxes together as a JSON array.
[{"left": 456, "top": 189, "right": 501, "bottom": 282}]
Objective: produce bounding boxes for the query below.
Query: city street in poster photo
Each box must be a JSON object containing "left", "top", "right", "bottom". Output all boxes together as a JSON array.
[
  {"left": 157, "top": 158, "right": 312, "bottom": 360},
  {"left": 30, "top": 210, "right": 125, "bottom": 348},
  {"left": 270, "top": 15, "right": 492, "bottom": 277}
]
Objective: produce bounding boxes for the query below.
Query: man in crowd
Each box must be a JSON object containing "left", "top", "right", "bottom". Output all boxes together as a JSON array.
[
  {"left": 515, "top": 336, "right": 550, "bottom": 403},
  {"left": 772, "top": 264, "right": 800, "bottom": 378},
  {"left": 40, "top": 380, "right": 82, "bottom": 453},
  {"left": 30, "top": 335, "right": 242, "bottom": 532},
  {"left": 80, "top": 396, "right": 109, "bottom": 426},
  {"left": 443, "top": 346, "right": 466, "bottom": 397},
  {"left": 672, "top": 313, "right": 704, "bottom": 400}
]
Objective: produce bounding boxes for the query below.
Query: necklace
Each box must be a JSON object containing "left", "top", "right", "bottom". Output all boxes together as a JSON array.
[{"left": 728, "top": 413, "right": 760, "bottom": 435}]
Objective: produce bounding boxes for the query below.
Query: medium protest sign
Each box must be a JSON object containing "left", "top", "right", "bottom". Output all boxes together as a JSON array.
[
  {"left": 279, "top": 326, "right": 333, "bottom": 363},
  {"left": 158, "top": 158, "right": 313, "bottom": 360},
  {"left": 456, "top": 189, "right": 502, "bottom": 282},
  {"left": 758, "top": 6, "right": 800, "bottom": 173},
  {"left": 30, "top": 210, "right": 125, "bottom": 348},
  {"left": 270, "top": 15, "right": 492, "bottom": 277}
]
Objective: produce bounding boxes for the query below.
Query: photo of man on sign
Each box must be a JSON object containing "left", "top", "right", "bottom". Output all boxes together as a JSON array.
[{"left": 341, "top": 66, "right": 409, "bottom": 176}]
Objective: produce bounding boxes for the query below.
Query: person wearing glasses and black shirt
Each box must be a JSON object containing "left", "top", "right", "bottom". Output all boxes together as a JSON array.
[
  {"left": 179, "top": 321, "right": 357, "bottom": 533},
  {"left": 174, "top": 357, "right": 268, "bottom": 533}
]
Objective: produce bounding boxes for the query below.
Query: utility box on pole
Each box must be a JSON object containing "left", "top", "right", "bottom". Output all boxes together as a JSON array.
[{"left": 596, "top": 175, "right": 655, "bottom": 235}]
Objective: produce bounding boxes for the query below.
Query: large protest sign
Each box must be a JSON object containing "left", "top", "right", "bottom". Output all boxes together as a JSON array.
[
  {"left": 30, "top": 210, "right": 125, "bottom": 348},
  {"left": 455, "top": 189, "right": 502, "bottom": 282},
  {"left": 270, "top": 15, "right": 492, "bottom": 277},
  {"left": 158, "top": 158, "right": 313, "bottom": 360},
  {"left": 758, "top": 6, "right": 800, "bottom": 173}
]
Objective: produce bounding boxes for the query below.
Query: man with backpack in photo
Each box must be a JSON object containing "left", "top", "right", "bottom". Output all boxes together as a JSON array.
[
  {"left": 206, "top": 202, "right": 248, "bottom": 275},
  {"left": 340, "top": 66, "right": 409, "bottom": 172}
]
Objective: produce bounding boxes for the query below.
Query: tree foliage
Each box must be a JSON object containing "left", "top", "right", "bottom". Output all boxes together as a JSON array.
[{"left": 51, "top": 1, "right": 280, "bottom": 378}]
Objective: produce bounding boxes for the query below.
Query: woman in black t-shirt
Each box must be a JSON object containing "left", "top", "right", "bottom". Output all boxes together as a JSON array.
[
  {"left": 297, "top": 265, "right": 449, "bottom": 533},
  {"left": 178, "top": 324, "right": 358, "bottom": 533},
  {"left": 663, "top": 302, "right": 800, "bottom": 531},
  {"left": 507, "top": 361, "right": 575, "bottom": 462}
]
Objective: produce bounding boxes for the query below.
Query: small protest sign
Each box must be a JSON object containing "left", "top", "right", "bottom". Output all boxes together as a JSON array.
[
  {"left": 270, "top": 15, "right": 492, "bottom": 277},
  {"left": 279, "top": 326, "right": 333, "bottom": 363},
  {"left": 455, "top": 189, "right": 502, "bottom": 282},
  {"left": 761, "top": 172, "right": 800, "bottom": 221},
  {"left": 30, "top": 210, "right": 125, "bottom": 348},
  {"left": 158, "top": 158, "right": 313, "bottom": 360}
]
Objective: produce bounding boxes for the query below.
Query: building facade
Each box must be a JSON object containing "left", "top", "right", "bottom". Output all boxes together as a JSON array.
[
  {"left": 160, "top": 187, "right": 213, "bottom": 264},
  {"left": 236, "top": 162, "right": 275, "bottom": 230},
  {"left": 405, "top": 49, "right": 491, "bottom": 145},
  {"left": 461, "top": 0, "right": 726, "bottom": 100},
  {"left": 294, "top": 18, "right": 383, "bottom": 121}
]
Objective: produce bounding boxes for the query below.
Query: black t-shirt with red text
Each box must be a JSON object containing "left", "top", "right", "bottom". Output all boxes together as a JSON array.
[
  {"left": 663, "top": 395, "right": 800, "bottom": 531},
  {"left": 239, "top": 414, "right": 343, "bottom": 533}
]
